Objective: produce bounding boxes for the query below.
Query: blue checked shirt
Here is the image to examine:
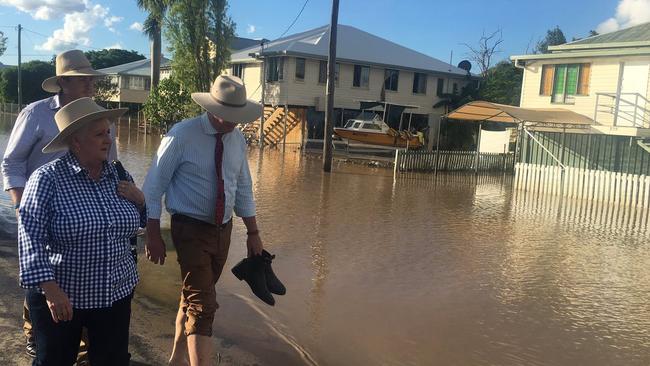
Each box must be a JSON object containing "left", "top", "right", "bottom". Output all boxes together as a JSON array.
[
  {"left": 143, "top": 113, "right": 256, "bottom": 224},
  {"left": 18, "top": 153, "right": 145, "bottom": 309}
]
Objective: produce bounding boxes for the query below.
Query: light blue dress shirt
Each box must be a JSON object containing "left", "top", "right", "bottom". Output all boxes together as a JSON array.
[
  {"left": 142, "top": 113, "right": 256, "bottom": 224},
  {"left": 2, "top": 95, "right": 118, "bottom": 191}
]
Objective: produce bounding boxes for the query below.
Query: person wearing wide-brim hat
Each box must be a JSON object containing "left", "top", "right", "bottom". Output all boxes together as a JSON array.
[
  {"left": 18, "top": 97, "right": 146, "bottom": 365},
  {"left": 1, "top": 49, "right": 114, "bottom": 359},
  {"left": 143, "top": 75, "right": 271, "bottom": 365}
]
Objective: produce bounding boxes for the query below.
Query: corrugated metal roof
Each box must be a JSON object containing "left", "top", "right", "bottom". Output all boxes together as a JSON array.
[
  {"left": 560, "top": 22, "right": 650, "bottom": 47},
  {"left": 231, "top": 24, "right": 469, "bottom": 77},
  {"left": 511, "top": 46, "right": 650, "bottom": 61},
  {"left": 98, "top": 57, "right": 172, "bottom": 76}
]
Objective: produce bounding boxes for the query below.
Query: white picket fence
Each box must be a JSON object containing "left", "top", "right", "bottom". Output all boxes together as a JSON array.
[
  {"left": 515, "top": 163, "right": 650, "bottom": 208},
  {"left": 394, "top": 150, "right": 514, "bottom": 173}
]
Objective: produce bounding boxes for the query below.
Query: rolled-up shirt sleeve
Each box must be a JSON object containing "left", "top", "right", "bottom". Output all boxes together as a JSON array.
[
  {"left": 234, "top": 153, "right": 256, "bottom": 218},
  {"left": 18, "top": 169, "right": 56, "bottom": 288},
  {"left": 142, "top": 133, "right": 181, "bottom": 219},
  {"left": 2, "top": 108, "right": 38, "bottom": 190}
]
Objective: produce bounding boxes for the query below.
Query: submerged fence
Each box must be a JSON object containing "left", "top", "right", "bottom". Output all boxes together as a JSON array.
[
  {"left": 394, "top": 149, "right": 515, "bottom": 173},
  {"left": 515, "top": 163, "right": 650, "bottom": 207},
  {"left": 0, "top": 103, "right": 20, "bottom": 125}
]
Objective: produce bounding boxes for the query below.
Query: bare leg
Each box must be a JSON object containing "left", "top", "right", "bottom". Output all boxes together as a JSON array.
[
  {"left": 168, "top": 306, "right": 189, "bottom": 366},
  {"left": 187, "top": 334, "right": 214, "bottom": 366}
]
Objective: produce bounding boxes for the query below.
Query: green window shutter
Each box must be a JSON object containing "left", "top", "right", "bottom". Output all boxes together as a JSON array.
[
  {"left": 552, "top": 65, "right": 566, "bottom": 101},
  {"left": 565, "top": 64, "right": 579, "bottom": 95}
]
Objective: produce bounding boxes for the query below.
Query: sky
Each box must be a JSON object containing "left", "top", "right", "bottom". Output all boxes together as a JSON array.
[{"left": 1, "top": 0, "right": 649, "bottom": 69}]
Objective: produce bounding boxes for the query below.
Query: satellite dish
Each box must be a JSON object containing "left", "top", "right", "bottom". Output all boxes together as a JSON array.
[{"left": 458, "top": 60, "right": 472, "bottom": 73}]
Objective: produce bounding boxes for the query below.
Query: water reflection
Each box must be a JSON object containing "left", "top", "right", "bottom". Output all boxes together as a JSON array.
[{"left": 0, "top": 117, "right": 649, "bottom": 365}]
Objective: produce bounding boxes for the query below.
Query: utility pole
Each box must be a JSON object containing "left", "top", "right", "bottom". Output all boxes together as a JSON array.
[
  {"left": 322, "top": 0, "right": 339, "bottom": 172},
  {"left": 17, "top": 24, "right": 22, "bottom": 110},
  {"left": 259, "top": 40, "right": 266, "bottom": 148}
]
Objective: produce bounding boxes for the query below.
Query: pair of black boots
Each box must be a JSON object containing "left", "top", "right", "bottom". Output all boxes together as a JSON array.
[{"left": 232, "top": 250, "right": 286, "bottom": 306}]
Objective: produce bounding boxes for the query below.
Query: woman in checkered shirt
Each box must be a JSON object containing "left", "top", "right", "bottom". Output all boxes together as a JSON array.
[{"left": 17, "top": 98, "right": 146, "bottom": 366}]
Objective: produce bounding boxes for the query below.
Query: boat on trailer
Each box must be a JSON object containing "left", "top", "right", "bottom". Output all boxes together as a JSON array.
[{"left": 333, "top": 115, "right": 423, "bottom": 148}]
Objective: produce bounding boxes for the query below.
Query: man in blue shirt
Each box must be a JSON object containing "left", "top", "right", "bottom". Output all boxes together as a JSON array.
[
  {"left": 143, "top": 75, "right": 264, "bottom": 366},
  {"left": 1, "top": 49, "right": 110, "bottom": 359}
]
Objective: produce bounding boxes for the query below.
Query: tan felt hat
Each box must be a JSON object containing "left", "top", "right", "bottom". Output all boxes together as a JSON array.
[
  {"left": 42, "top": 50, "right": 106, "bottom": 93},
  {"left": 42, "top": 97, "right": 127, "bottom": 153},
  {"left": 191, "top": 75, "right": 262, "bottom": 124}
]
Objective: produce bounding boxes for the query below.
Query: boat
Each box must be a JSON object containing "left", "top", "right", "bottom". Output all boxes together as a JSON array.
[{"left": 333, "top": 114, "right": 423, "bottom": 148}]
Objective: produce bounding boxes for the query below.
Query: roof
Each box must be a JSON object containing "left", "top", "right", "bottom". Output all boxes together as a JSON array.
[
  {"left": 231, "top": 24, "right": 470, "bottom": 77},
  {"left": 445, "top": 101, "right": 594, "bottom": 128},
  {"left": 98, "top": 57, "right": 172, "bottom": 77},
  {"left": 553, "top": 22, "right": 650, "bottom": 49},
  {"left": 231, "top": 36, "right": 268, "bottom": 51},
  {"left": 511, "top": 22, "right": 650, "bottom": 61}
]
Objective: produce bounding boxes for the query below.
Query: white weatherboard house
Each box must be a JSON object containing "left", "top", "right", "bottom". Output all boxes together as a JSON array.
[
  {"left": 226, "top": 24, "right": 474, "bottom": 146},
  {"left": 506, "top": 22, "right": 650, "bottom": 207}
]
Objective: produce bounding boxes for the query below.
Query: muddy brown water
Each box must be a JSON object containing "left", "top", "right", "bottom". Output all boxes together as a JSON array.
[{"left": 1, "top": 117, "right": 649, "bottom": 365}]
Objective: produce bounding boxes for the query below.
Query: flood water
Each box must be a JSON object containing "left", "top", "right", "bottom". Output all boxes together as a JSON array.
[{"left": 2, "top": 117, "right": 650, "bottom": 365}]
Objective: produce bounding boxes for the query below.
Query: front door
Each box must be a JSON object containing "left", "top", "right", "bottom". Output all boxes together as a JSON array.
[{"left": 616, "top": 61, "right": 649, "bottom": 127}]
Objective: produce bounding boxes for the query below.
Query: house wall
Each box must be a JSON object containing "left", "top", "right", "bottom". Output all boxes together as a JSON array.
[
  {"left": 520, "top": 55, "right": 650, "bottom": 127},
  {"left": 227, "top": 57, "right": 469, "bottom": 116}
]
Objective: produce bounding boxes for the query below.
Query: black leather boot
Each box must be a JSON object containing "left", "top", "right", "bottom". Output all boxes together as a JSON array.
[
  {"left": 232, "top": 256, "right": 275, "bottom": 306},
  {"left": 261, "top": 250, "right": 286, "bottom": 295}
]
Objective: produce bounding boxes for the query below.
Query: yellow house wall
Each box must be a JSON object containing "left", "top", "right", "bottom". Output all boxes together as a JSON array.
[{"left": 520, "top": 56, "right": 650, "bottom": 127}]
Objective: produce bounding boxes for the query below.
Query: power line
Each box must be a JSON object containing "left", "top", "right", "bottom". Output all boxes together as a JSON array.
[
  {"left": 22, "top": 27, "right": 104, "bottom": 51},
  {"left": 278, "top": 0, "right": 310, "bottom": 39}
]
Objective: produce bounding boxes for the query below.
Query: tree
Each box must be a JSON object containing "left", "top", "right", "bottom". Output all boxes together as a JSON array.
[
  {"left": 0, "top": 31, "right": 7, "bottom": 57},
  {"left": 166, "top": 0, "right": 235, "bottom": 94},
  {"left": 478, "top": 61, "right": 523, "bottom": 106},
  {"left": 0, "top": 61, "right": 55, "bottom": 104},
  {"left": 462, "top": 29, "right": 503, "bottom": 78},
  {"left": 137, "top": 0, "right": 167, "bottom": 89},
  {"left": 142, "top": 77, "right": 192, "bottom": 130},
  {"left": 83, "top": 49, "right": 145, "bottom": 69},
  {"left": 535, "top": 26, "right": 567, "bottom": 54}
]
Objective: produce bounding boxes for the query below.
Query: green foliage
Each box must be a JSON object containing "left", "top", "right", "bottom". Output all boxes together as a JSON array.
[
  {"left": 93, "top": 77, "right": 119, "bottom": 106},
  {"left": 166, "top": 0, "right": 235, "bottom": 94},
  {"left": 0, "top": 61, "right": 55, "bottom": 104},
  {"left": 83, "top": 49, "right": 145, "bottom": 69},
  {"left": 0, "top": 31, "right": 7, "bottom": 57},
  {"left": 478, "top": 61, "right": 523, "bottom": 106},
  {"left": 142, "top": 77, "right": 192, "bottom": 130},
  {"left": 535, "top": 26, "right": 567, "bottom": 54}
]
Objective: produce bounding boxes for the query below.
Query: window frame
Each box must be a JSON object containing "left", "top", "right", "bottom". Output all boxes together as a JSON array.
[
  {"left": 412, "top": 72, "right": 427, "bottom": 94},
  {"left": 436, "top": 78, "right": 445, "bottom": 97},
  {"left": 295, "top": 58, "right": 306, "bottom": 81},
  {"left": 231, "top": 63, "right": 245, "bottom": 79},
  {"left": 384, "top": 69, "right": 399, "bottom": 91},
  {"left": 540, "top": 63, "right": 591, "bottom": 104},
  {"left": 318, "top": 60, "right": 339, "bottom": 85},
  {"left": 353, "top": 65, "right": 370, "bottom": 88},
  {"left": 266, "top": 57, "right": 284, "bottom": 82}
]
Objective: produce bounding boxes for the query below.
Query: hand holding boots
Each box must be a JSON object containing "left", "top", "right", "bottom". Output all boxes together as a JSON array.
[{"left": 232, "top": 250, "right": 286, "bottom": 306}]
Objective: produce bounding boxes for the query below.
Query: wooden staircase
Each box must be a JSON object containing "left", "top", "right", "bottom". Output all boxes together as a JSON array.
[
  {"left": 238, "top": 107, "right": 273, "bottom": 144},
  {"left": 238, "top": 106, "right": 302, "bottom": 146}
]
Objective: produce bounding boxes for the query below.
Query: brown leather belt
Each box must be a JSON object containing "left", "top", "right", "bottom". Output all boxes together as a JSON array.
[{"left": 171, "top": 214, "right": 231, "bottom": 229}]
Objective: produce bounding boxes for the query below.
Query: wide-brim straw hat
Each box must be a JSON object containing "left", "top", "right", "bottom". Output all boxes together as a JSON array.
[
  {"left": 191, "top": 75, "right": 262, "bottom": 124},
  {"left": 42, "top": 97, "right": 127, "bottom": 153},
  {"left": 42, "top": 50, "right": 106, "bottom": 93}
]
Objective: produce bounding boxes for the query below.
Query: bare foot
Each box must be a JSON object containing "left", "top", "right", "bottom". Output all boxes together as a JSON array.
[{"left": 168, "top": 355, "right": 190, "bottom": 366}]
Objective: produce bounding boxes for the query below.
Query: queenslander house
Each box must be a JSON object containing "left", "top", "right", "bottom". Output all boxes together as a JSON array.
[
  {"left": 224, "top": 24, "right": 475, "bottom": 148},
  {"left": 510, "top": 22, "right": 650, "bottom": 177}
]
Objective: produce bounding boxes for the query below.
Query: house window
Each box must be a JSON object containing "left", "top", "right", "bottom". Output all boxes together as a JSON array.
[
  {"left": 436, "top": 78, "right": 445, "bottom": 97},
  {"left": 295, "top": 58, "right": 305, "bottom": 80},
  {"left": 452, "top": 82, "right": 458, "bottom": 95},
  {"left": 384, "top": 69, "right": 399, "bottom": 91},
  {"left": 266, "top": 57, "right": 284, "bottom": 82},
  {"left": 540, "top": 63, "right": 591, "bottom": 103},
  {"left": 413, "top": 73, "right": 427, "bottom": 94},
  {"left": 318, "top": 60, "right": 339, "bottom": 84},
  {"left": 353, "top": 65, "right": 370, "bottom": 88},
  {"left": 231, "top": 63, "right": 244, "bottom": 79},
  {"left": 127, "top": 76, "right": 147, "bottom": 90}
]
